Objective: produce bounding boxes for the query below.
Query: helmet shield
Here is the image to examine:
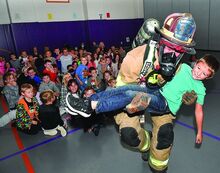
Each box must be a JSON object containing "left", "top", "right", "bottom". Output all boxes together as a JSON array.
[{"left": 158, "top": 13, "right": 196, "bottom": 48}]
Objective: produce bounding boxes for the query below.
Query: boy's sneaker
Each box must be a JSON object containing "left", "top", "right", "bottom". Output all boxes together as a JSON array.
[
  {"left": 126, "top": 92, "right": 151, "bottom": 114},
  {"left": 92, "top": 124, "right": 100, "bottom": 136},
  {"left": 43, "top": 129, "right": 58, "bottom": 136},
  {"left": 66, "top": 93, "right": 93, "bottom": 118},
  {"left": 57, "top": 125, "right": 67, "bottom": 137}
]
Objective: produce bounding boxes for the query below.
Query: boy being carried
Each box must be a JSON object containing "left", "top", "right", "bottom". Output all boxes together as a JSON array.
[{"left": 66, "top": 54, "right": 219, "bottom": 145}]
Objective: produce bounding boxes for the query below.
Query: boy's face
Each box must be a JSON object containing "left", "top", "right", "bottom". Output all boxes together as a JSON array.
[
  {"left": 45, "top": 62, "right": 52, "bottom": 69},
  {"left": 72, "top": 62, "right": 78, "bottom": 69},
  {"left": 54, "top": 48, "right": 60, "bottom": 54},
  {"left": 63, "top": 49, "right": 69, "bottom": 56},
  {"left": 45, "top": 51, "right": 52, "bottom": 57},
  {"left": 53, "top": 66, "right": 58, "bottom": 73},
  {"left": 106, "top": 58, "right": 111, "bottom": 64},
  {"left": 43, "top": 75, "right": 50, "bottom": 83},
  {"left": 81, "top": 57, "right": 88, "bottom": 65},
  {"left": 10, "top": 55, "right": 16, "bottom": 60},
  {"left": 28, "top": 56, "right": 34, "bottom": 62},
  {"left": 104, "top": 73, "right": 111, "bottom": 81},
  {"left": 109, "top": 80, "right": 116, "bottom": 88},
  {"left": 192, "top": 61, "right": 212, "bottom": 80},
  {"left": 21, "top": 51, "right": 27, "bottom": 57},
  {"left": 68, "top": 66, "right": 73, "bottom": 71},
  {"left": 100, "top": 58, "right": 106, "bottom": 65},
  {"left": 22, "top": 88, "right": 34, "bottom": 99},
  {"left": 5, "top": 75, "right": 15, "bottom": 85},
  {"left": 91, "top": 69, "right": 97, "bottom": 77},
  {"left": 84, "top": 89, "right": 95, "bottom": 98},
  {"left": 28, "top": 69, "right": 36, "bottom": 78},
  {"left": 68, "top": 82, "right": 78, "bottom": 94}
]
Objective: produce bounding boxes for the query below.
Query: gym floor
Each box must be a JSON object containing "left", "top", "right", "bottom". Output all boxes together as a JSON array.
[{"left": 0, "top": 50, "right": 220, "bottom": 173}]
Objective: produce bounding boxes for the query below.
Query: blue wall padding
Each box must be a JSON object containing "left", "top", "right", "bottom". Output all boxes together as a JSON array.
[{"left": 0, "top": 18, "right": 143, "bottom": 56}]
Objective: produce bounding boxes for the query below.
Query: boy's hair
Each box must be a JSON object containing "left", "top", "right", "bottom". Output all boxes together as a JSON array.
[
  {"left": 89, "top": 67, "right": 96, "bottom": 73},
  {"left": 104, "top": 70, "right": 112, "bottom": 76},
  {"left": 42, "top": 73, "right": 50, "bottom": 78},
  {"left": 10, "top": 53, "right": 16, "bottom": 57},
  {"left": 52, "top": 64, "right": 58, "bottom": 68},
  {"left": 40, "top": 90, "right": 54, "bottom": 104},
  {"left": 44, "top": 59, "right": 52, "bottom": 64},
  {"left": 20, "top": 83, "right": 33, "bottom": 93},
  {"left": 199, "top": 54, "right": 219, "bottom": 77},
  {"left": 62, "top": 47, "right": 68, "bottom": 52},
  {"left": 72, "top": 61, "right": 78, "bottom": 65},
  {"left": 108, "top": 77, "right": 116, "bottom": 83},
  {"left": 81, "top": 54, "right": 87, "bottom": 59},
  {"left": 84, "top": 86, "right": 95, "bottom": 93},
  {"left": 27, "top": 67, "right": 35, "bottom": 73},
  {"left": 83, "top": 86, "right": 95, "bottom": 97},
  {"left": 67, "top": 64, "right": 73, "bottom": 70}
]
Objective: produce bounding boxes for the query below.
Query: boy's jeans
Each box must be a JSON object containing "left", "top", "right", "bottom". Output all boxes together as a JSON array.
[{"left": 90, "top": 84, "right": 169, "bottom": 114}]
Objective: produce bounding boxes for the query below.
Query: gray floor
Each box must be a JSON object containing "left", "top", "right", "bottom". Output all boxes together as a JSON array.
[{"left": 0, "top": 50, "right": 220, "bottom": 173}]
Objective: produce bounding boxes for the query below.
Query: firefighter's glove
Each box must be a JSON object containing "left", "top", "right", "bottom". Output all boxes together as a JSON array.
[{"left": 157, "top": 74, "right": 166, "bottom": 87}]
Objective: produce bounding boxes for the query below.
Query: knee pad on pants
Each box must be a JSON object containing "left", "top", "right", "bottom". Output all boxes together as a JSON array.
[
  {"left": 120, "top": 127, "right": 141, "bottom": 147},
  {"left": 156, "top": 123, "right": 174, "bottom": 150}
]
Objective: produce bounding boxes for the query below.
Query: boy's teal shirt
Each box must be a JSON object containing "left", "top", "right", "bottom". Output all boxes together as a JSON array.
[{"left": 160, "top": 63, "right": 206, "bottom": 115}]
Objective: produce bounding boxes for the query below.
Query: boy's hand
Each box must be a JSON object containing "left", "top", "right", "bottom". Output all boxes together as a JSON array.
[
  {"left": 196, "top": 133, "right": 203, "bottom": 144},
  {"left": 182, "top": 90, "right": 197, "bottom": 105}
]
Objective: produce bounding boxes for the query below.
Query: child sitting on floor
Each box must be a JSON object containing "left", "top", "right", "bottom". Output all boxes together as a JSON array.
[
  {"left": 16, "top": 83, "right": 41, "bottom": 135},
  {"left": 0, "top": 72, "right": 20, "bottom": 127},
  {"left": 39, "top": 90, "right": 67, "bottom": 137},
  {"left": 39, "top": 73, "right": 60, "bottom": 97}
]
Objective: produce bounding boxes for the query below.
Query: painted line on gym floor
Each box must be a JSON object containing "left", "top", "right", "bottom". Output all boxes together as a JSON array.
[
  {"left": 11, "top": 127, "right": 35, "bottom": 173},
  {"left": 176, "top": 120, "right": 220, "bottom": 141},
  {"left": 0, "top": 95, "right": 35, "bottom": 172},
  {"left": 1, "top": 119, "right": 220, "bottom": 163},
  {"left": 0, "top": 128, "right": 80, "bottom": 162}
]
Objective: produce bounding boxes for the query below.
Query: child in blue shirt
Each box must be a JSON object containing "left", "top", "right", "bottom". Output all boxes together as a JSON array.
[{"left": 75, "top": 56, "right": 89, "bottom": 91}]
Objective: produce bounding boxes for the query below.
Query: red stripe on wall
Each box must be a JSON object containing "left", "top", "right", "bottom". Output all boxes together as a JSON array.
[{"left": 0, "top": 95, "right": 35, "bottom": 173}]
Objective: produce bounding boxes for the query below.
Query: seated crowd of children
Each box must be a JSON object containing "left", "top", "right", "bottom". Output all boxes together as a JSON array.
[{"left": 0, "top": 42, "right": 126, "bottom": 136}]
